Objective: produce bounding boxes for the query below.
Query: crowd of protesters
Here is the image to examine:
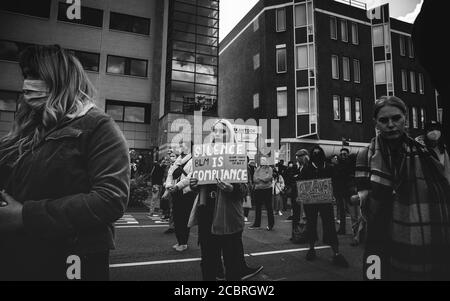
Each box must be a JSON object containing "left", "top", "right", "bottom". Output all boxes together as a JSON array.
[{"left": 140, "top": 95, "right": 450, "bottom": 281}]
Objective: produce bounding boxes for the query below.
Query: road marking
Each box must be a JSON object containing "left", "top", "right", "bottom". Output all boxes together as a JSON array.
[
  {"left": 109, "top": 246, "right": 331, "bottom": 268},
  {"left": 115, "top": 214, "right": 139, "bottom": 225},
  {"left": 116, "top": 225, "right": 169, "bottom": 229}
]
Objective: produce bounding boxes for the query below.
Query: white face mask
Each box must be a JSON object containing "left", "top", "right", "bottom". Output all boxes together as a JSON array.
[
  {"left": 22, "top": 80, "right": 49, "bottom": 105},
  {"left": 427, "top": 130, "right": 442, "bottom": 142}
]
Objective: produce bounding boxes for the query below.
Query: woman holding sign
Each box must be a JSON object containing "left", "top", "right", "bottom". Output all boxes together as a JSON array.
[{"left": 189, "top": 119, "right": 263, "bottom": 281}]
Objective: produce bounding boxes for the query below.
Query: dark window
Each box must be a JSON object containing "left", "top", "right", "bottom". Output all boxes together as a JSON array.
[
  {"left": 0, "top": 39, "right": 33, "bottom": 62},
  {"left": 67, "top": 50, "right": 100, "bottom": 72},
  {"left": 0, "top": 0, "right": 51, "bottom": 18},
  {"left": 105, "top": 100, "right": 151, "bottom": 124},
  {"left": 57, "top": 2, "right": 103, "bottom": 28},
  {"left": 107, "top": 55, "right": 148, "bottom": 77},
  {"left": 110, "top": 12, "right": 150, "bottom": 35},
  {"left": 0, "top": 90, "right": 19, "bottom": 112}
]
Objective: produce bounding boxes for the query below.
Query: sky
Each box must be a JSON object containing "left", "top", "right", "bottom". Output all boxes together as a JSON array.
[{"left": 219, "top": 0, "right": 424, "bottom": 42}]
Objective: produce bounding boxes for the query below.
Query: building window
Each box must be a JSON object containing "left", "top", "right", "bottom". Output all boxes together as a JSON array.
[
  {"left": 351, "top": 23, "right": 359, "bottom": 45},
  {"left": 420, "top": 108, "right": 426, "bottom": 129},
  {"left": 294, "top": 3, "right": 307, "bottom": 27},
  {"left": 297, "top": 90, "right": 309, "bottom": 114},
  {"left": 57, "top": 2, "right": 104, "bottom": 28},
  {"left": 276, "top": 46, "right": 287, "bottom": 73},
  {"left": 355, "top": 98, "right": 362, "bottom": 123},
  {"left": 105, "top": 100, "right": 151, "bottom": 124},
  {"left": 372, "top": 25, "right": 384, "bottom": 47},
  {"left": 67, "top": 50, "right": 100, "bottom": 72},
  {"left": 412, "top": 107, "right": 418, "bottom": 129},
  {"left": 419, "top": 73, "right": 425, "bottom": 94},
  {"left": 375, "top": 62, "right": 386, "bottom": 84},
  {"left": 401, "top": 69, "right": 408, "bottom": 91},
  {"left": 353, "top": 59, "right": 361, "bottom": 83},
  {"left": 296, "top": 45, "right": 308, "bottom": 70},
  {"left": 438, "top": 108, "right": 443, "bottom": 124},
  {"left": 344, "top": 97, "right": 352, "bottom": 122},
  {"left": 410, "top": 71, "right": 416, "bottom": 93},
  {"left": 0, "top": 40, "right": 33, "bottom": 62},
  {"left": 0, "top": 0, "right": 51, "bottom": 18},
  {"left": 253, "top": 53, "right": 260, "bottom": 70},
  {"left": 399, "top": 36, "right": 406, "bottom": 56},
  {"left": 330, "top": 17, "right": 337, "bottom": 40},
  {"left": 341, "top": 19, "right": 348, "bottom": 42},
  {"left": 110, "top": 12, "right": 150, "bottom": 35},
  {"left": 277, "top": 88, "right": 287, "bottom": 117},
  {"left": 343, "top": 57, "right": 350, "bottom": 81},
  {"left": 0, "top": 90, "right": 19, "bottom": 112},
  {"left": 276, "top": 8, "right": 286, "bottom": 32},
  {"left": 253, "top": 93, "right": 260, "bottom": 109},
  {"left": 331, "top": 55, "right": 339, "bottom": 79},
  {"left": 253, "top": 18, "right": 259, "bottom": 32},
  {"left": 404, "top": 108, "right": 410, "bottom": 128},
  {"left": 107, "top": 55, "right": 148, "bottom": 77},
  {"left": 407, "top": 37, "right": 414, "bottom": 58},
  {"left": 333, "top": 95, "right": 341, "bottom": 121}
]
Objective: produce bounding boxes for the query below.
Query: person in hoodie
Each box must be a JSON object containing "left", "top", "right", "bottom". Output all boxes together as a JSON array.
[
  {"left": 302, "top": 145, "right": 349, "bottom": 267},
  {"left": 249, "top": 156, "right": 275, "bottom": 231},
  {"left": 189, "top": 119, "right": 263, "bottom": 281}
]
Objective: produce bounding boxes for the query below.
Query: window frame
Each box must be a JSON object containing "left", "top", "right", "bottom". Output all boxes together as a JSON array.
[
  {"left": 418, "top": 73, "right": 425, "bottom": 94},
  {"left": 344, "top": 97, "right": 352, "bottom": 122},
  {"left": 343, "top": 57, "right": 350, "bottom": 82},
  {"left": 253, "top": 93, "right": 260, "bottom": 109},
  {"left": 353, "top": 59, "right": 361, "bottom": 83},
  {"left": 340, "top": 19, "right": 348, "bottom": 42},
  {"left": 277, "top": 87, "right": 288, "bottom": 117},
  {"left": 333, "top": 95, "right": 341, "bottom": 121},
  {"left": 351, "top": 22, "right": 359, "bottom": 45},
  {"left": 401, "top": 69, "right": 408, "bottom": 91},
  {"left": 109, "top": 11, "right": 151, "bottom": 36},
  {"left": 399, "top": 35, "right": 406, "bottom": 56},
  {"left": 330, "top": 16, "right": 337, "bottom": 40},
  {"left": 276, "top": 45, "right": 287, "bottom": 74},
  {"left": 276, "top": 7, "right": 286, "bottom": 32},
  {"left": 355, "top": 98, "right": 363, "bottom": 123},
  {"left": 106, "top": 55, "right": 148, "bottom": 78},
  {"left": 331, "top": 55, "right": 339, "bottom": 80},
  {"left": 410, "top": 71, "right": 416, "bottom": 93},
  {"left": 105, "top": 99, "right": 151, "bottom": 124}
]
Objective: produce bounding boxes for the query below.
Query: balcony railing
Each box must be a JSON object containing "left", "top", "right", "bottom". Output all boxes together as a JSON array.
[{"left": 334, "top": 0, "right": 367, "bottom": 10}]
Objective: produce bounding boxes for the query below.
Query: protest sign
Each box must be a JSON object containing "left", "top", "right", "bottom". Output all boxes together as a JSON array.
[
  {"left": 296, "top": 178, "right": 334, "bottom": 204},
  {"left": 192, "top": 143, "right": 248, "bottom": 185}
]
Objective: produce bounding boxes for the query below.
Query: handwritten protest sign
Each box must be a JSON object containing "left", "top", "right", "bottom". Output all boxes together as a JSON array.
[
  {"left": 296, "top": 178, "right": 334, "bottom": 204},
  {"left": 192, "top": 143, "right": 248, "bottom": 185}
]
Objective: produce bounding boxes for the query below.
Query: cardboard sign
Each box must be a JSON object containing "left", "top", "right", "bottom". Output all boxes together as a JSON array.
[
  {"left": 296, "top": 178, "right": 334, "bottom": 204},
  {"left": 192, "top": 143, "right": 248, "bottom": 185}
]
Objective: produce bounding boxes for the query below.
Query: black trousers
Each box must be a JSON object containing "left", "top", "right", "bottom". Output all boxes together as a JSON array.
[
  {"left": 173, "top": 191, "right": 196, "bottom": 245},
  {"left": 335, "top": 193, "right": 350, "bottom": 230},
  {"left": 303, "top": 203, "right": 338, "bottom": 246},
  {"left": 253, "top": 188, "right": 274, "bottom": 228},
  {"left": 198, "top": 205, "right": 247, "bottom": 281}
]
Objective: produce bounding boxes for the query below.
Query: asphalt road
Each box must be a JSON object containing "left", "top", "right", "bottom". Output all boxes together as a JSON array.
[{"left": 110, "top": 210, "right": 364, "bottom": 281}]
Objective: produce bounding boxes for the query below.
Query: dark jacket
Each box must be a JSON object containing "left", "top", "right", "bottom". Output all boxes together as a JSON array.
[
  {"left": 0, "top": 107, "right": 130, "bottom": 279},
  {"left": 151, "top": 164, "right": 165, "bottom": 186}
]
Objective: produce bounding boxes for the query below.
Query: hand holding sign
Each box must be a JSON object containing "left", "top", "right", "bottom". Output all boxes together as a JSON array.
[
  {"left": 216, "top": 178, "right": 234, "bottom": 192},
  {"left": 192, "top": 143, "right": 248, "bottom": 185}
]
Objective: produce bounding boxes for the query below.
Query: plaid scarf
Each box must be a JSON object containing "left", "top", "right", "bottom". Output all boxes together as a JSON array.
[{"left": 356, "top": 134, "right": 450, "bottom": 280}]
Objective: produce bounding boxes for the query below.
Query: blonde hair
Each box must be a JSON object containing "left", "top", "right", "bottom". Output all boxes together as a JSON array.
[{"left": 0, "top": 45, "right": 95, "bottom": 166}]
